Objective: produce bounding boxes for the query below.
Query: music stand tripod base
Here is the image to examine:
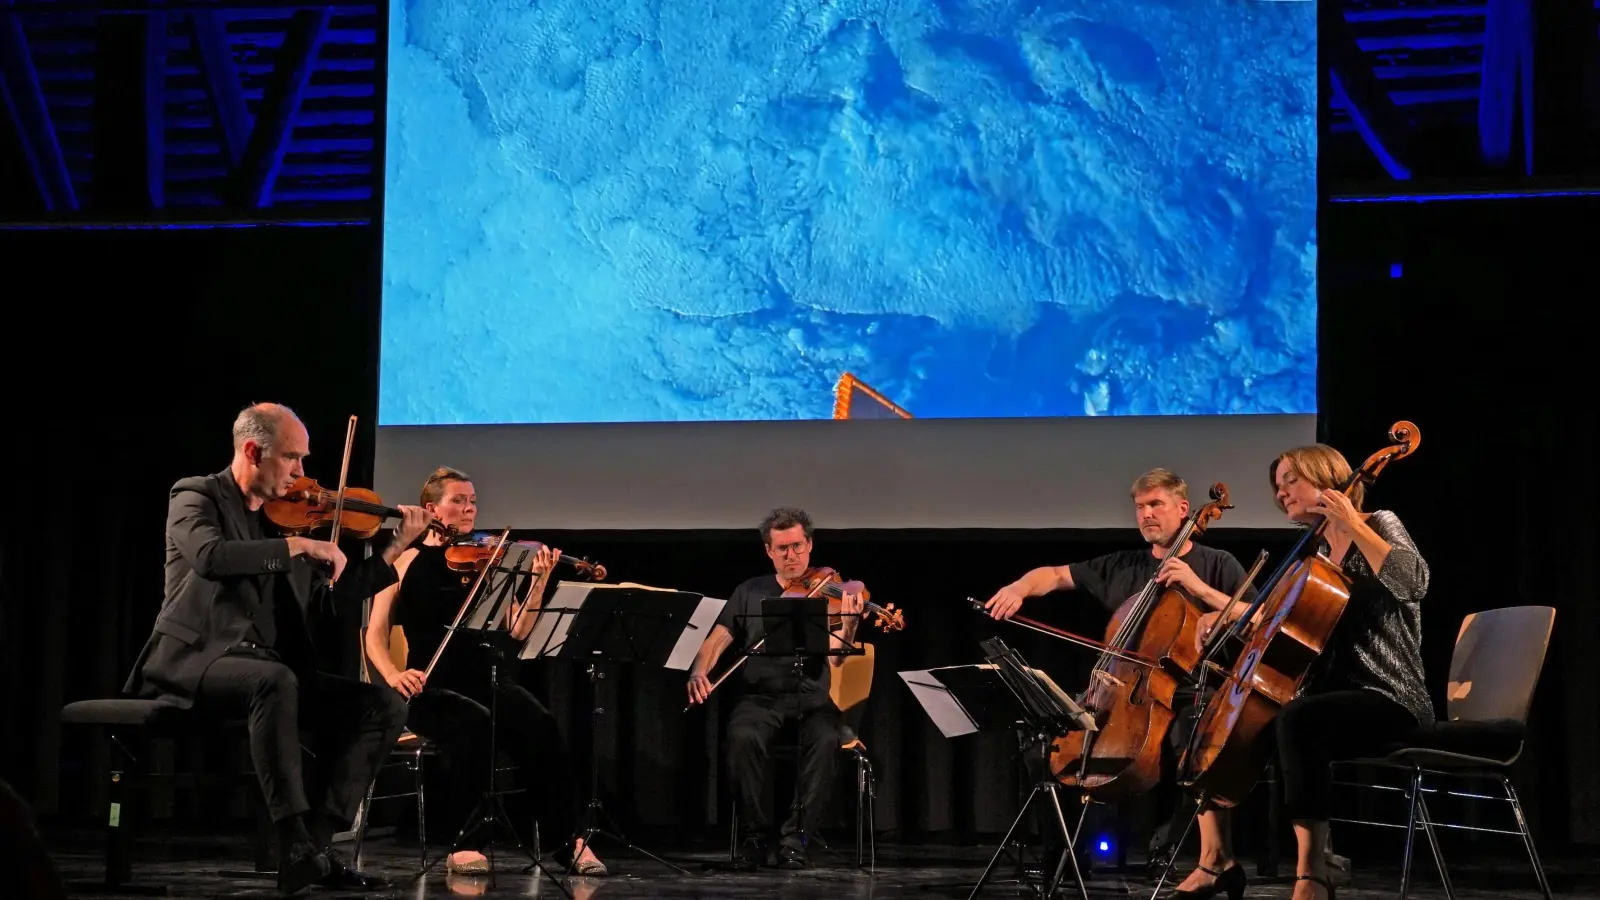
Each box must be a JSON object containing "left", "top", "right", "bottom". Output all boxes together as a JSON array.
[
  {"left": 412, "top": 554, "right": 572, "bottom": 897},
  {"left": 520, "top": 583, "right": 712, "bottom": 879}
]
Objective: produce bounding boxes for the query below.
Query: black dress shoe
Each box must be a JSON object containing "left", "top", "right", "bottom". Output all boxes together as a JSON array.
[
  {"left": 737, "top": 836, "right": 768, "bottom": 867},
  {"left": 276, "top": 842, "right": 329, "bottom": 898},
  {"left": 775, "top": 843, "right": 810, "bottom": 869},
  {"left": 317, "top": 848, "right": 388, "bottom": 891}
]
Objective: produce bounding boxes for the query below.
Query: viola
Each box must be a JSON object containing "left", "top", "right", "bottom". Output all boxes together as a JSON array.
[
  {"left": 782, "top": 566, "right": 905, "bottom": 633},
  {"left": 1177, "top": 421, "right": 1421, "bottom": 808},
  {"left": 685, "top": 566, "right": 905, "bottom": 712},
  {"left": 442, "top": 532, "right": 607, "bottom": 582},
  {"left": 264, "top": 475, "right": 454, "bottom": 541},
  {"left": 1047, "top": 482, "right": 1236, "bottom": 797}
]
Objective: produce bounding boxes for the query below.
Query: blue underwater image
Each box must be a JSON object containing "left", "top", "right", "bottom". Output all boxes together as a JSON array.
[{"left": 380, "top": 0, "right": 1317, "bottom": 424}]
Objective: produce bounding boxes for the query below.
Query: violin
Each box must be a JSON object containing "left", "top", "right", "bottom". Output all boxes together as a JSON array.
[
  {"left": 264, "top": 475, "right": 455, "bottom": 541},
  {"left": 1046, "top": 482, "right": 1235, "bottom": 797},
  {"left": 781, "top": 566, "right": 905, "bottom": 632},
  {"left": 685, "top": 566, "right": 905, "bottom": 712},
  {"left": 441, "top": 532, "right": 607, "bottom": 582},
  {"left": 1177, "top": 422, "right": 1421, "bottom": 808}
]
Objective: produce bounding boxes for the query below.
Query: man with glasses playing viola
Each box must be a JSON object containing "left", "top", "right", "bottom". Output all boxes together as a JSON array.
[{"left": 686, "top": 507, "right": 865, "bottom": 869}]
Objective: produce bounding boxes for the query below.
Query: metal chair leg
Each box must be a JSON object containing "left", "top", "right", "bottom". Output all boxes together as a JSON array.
[
  {"left": 1501, "top": 775, "right": 1553, "bottom": 900},
  {"left": 865, "top": 757, "right": 876, "bottom": 871},
  {"left": 414, "top": 754, "right": 428, "bottom": 871},
  {"left": 1399, "top": 766, "right": 1422, "bottom": 900},
  {"left": 1414, "top": 780, "right": 1457, "bottom": 900},
  {"left": 854, "top": 753, "right": 865, "bottom": 867}
]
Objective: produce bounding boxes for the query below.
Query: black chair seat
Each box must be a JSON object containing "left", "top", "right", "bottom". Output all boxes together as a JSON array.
[
  {"left": 60, "top": 699, "right": 191, "bottom": 730},
  {"left": 1375, "top": 718, "right": 1525, "bottom": 769}
]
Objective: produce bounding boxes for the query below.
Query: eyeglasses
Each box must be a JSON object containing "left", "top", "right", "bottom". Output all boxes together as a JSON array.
[{"left": 771, "top": 541, "right": 809, "bottom": 557}]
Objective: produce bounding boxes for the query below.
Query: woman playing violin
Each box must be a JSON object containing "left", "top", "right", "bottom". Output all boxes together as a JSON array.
[
  {"left": 1190, "top": 445, "right": 1432, "bottom": 900},
  {"left": 364, "top": 467, "right": 607, "bottom": 877}
]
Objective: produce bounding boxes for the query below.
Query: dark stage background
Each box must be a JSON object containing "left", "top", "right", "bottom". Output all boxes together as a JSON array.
[{"left": 2, "top": 195, "right": 1597, "bottom": 864}]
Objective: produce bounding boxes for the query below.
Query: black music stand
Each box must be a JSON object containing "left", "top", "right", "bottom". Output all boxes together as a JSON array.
[
  {"left": 901, "top": 638, "right": 1098, "bottom": 900},
  {"left": 414, "top": 549, "right": 572, "bottom": 897},
  {"left": 520, "top": 584, "right": 711, "bottom": 878}
]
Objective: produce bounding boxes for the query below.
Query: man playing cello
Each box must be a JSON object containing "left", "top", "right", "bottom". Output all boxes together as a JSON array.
[
  {"left": 686, "top": 507, "right": 865, "bottom": 869},
  {"left": 123, "top": 403, "right": 434, "bottom": 897},
  {"left": 983, "top": 468, "right": 1255, "bottom": 899}
]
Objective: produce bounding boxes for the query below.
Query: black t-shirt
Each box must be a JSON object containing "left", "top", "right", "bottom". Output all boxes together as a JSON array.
[
  {"left": 715, "top": 575, "right": 831, "bottom": 696},
  {"left": 1067, "top": 543, "right": 1257, "bottom": 617}
]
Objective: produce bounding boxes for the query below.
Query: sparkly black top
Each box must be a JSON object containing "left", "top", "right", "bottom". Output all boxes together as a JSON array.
[{"left": 1313, "top": 510, "right": 1435, "bottom": 726}]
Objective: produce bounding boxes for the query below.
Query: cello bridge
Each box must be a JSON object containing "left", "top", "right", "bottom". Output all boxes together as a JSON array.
[{"left": 1091, "top": 670, "right": 1126, "bottom": 690}]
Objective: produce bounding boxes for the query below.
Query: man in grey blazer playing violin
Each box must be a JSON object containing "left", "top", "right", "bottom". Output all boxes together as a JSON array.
[{"left": 123, "top": 402, "right": 433, "bottom": 897}]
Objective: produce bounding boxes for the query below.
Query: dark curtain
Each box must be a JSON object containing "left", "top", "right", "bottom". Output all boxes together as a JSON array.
[{"left": 2, "top": 196, "right": 1597, "bottom": 861}]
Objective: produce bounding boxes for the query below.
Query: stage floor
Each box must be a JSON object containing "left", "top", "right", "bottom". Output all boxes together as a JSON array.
[{"left": 46, "top": 831, "right": 1597, "bottom": 899}]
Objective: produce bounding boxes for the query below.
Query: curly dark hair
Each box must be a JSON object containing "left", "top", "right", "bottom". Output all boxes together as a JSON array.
[{"left": 759, "top": 507, "right": 814, "bottom": 545}]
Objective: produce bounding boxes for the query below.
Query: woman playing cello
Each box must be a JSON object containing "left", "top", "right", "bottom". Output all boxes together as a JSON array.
[{"left": 1181, "top": 443, "right": 1432, "bottom": 900}]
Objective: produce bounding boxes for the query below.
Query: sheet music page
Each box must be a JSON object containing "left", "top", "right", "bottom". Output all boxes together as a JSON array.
[
  {"left": 664, "top": 596, "right": 727, "bottom": 671},
  {"left": 520, "top": 582, "right": 591, "bottom": 660},
  {"left": 899, "top": 669, "right": 980, "bottom": 738},
  {"left": 1027, "top": 667, "right": 1096, "bottom": 732}
]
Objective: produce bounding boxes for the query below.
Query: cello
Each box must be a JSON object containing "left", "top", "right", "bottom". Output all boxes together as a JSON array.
[
  {"left": 1047, "top": 483, "right": 1235, "bottom": 797},
  {"left": 1177, "top": 421, "right": 1421, "bottom": 808}
]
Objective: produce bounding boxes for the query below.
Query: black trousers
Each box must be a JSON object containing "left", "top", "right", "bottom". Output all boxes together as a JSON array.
[
  {"left": 1277, "top": 689, "right": 1417, "bottom": 821},
  {"left": 726, "top": 691, "right": 840, "bottom": 848},
  {"left": 1149, "top": 687, "right": 1212, "bottom": 851},
  {"left": 403, "top": 679, "right": 582, "bottom": 851},
  {"left": 194, "top": 651, "right": 409, "bottom": 826}
]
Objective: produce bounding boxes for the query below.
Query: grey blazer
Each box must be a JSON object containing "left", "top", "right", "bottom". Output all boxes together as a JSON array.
[{"left": 122, "top": 469, "right": 398, "bottom": 707}]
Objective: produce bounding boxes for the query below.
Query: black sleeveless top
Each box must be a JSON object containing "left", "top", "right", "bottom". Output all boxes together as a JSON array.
[{"left": 393, "top": 544, "right": 480, "bottom": 691}]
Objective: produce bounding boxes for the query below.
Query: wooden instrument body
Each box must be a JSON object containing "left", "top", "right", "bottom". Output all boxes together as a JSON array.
[
  {"left": 1180, "top": 552, "right": 1351, "bottom": 807},
  {"left": 1049, "top": 584, "right": 1207, "bottom": 796}
]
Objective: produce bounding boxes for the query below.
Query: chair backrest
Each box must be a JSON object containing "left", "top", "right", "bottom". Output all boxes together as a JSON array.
[
  {"left": 356, "top": 619, "right": 411, "bottom": 685},
  {"left": 390, "top": 625, "right": 410, "bottom": 674},
  {"left": 1446, "top": 606, "right": 1555, "bottom": 725},
  {"left": 833, "top": 642, "right": 875, "bottom": 737}
]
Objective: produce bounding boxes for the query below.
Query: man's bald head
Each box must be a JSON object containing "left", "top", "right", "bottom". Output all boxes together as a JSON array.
[
  {"left": 230, "top": 403, "right": 310, "bottom": 503},
  {"left": 232, "top": 403, "right": 301, "bottom": 454}
]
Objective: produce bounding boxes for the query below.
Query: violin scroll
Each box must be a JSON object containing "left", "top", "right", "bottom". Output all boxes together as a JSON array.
[{"left": 869, "top": 602, "right": 906, "bottom": 632}]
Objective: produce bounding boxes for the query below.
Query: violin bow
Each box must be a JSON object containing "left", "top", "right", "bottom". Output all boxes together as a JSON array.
[
  {"left": 1197, "top": 549, "right": 1270, "bottom": 659},
  {"left": 328, "top": 415, "right": 358, "bottom": 546}
]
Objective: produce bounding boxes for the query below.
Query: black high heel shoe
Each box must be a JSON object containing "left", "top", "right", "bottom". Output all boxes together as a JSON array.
[
  {"left": 1172, "top": 862, "right": 1246, "bottom": 900},
  {"left": 1295, "top": 874, "right": 1335, "bottom": 899}
]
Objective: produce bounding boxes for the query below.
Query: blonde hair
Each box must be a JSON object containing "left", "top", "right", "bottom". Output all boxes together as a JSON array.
[
  {"left": 1270, "top": 445, "right": 1364, "bottom": 511},
  {"left": 420, "top": 466, "right": 472, "bottom": 505},
  {"left": 1131, "top": 468, "right": 1188, "bottom": 502}
]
